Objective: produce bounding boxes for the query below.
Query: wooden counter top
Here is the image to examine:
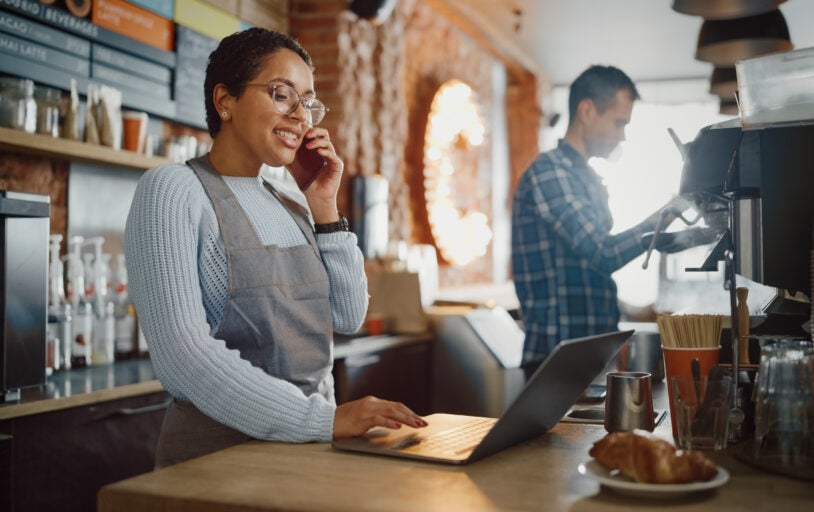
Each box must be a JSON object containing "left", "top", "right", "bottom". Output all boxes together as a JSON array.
[
  {"left": 333, "top": 331, "right": 434, "bottom": 359},
  {"left": 98, "top": 416, "right": 814, "bottom": 511},
  {"left": 0, "top": 380, "right": 165, "bottom": 420},
  {"left": 0, "top": 333, "right": 431, "bottom": 421},
  {"left": 0, "top": 359, "right": 162, "bottom": 420}
]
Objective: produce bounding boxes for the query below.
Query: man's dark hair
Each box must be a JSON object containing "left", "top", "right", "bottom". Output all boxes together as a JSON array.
[
  {"left": 567, "top": 65, "right": 640, "bottom": 126},
  {"left": 204, "top": 27, "right": 313, "bottom": 137}
]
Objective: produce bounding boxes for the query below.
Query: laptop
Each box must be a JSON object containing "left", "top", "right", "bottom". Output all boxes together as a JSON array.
[{"left": 332, "top": 330, "right": 632, "bottom": 464}]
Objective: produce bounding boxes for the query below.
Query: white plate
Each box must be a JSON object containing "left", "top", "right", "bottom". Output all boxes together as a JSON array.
[{"left": 578, "top": 459, "right": 729, "bottom": 499}]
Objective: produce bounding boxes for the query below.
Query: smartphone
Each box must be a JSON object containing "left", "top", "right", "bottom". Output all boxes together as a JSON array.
[{"left": 288, "top": 139, "right": 327, "bottom": 191}]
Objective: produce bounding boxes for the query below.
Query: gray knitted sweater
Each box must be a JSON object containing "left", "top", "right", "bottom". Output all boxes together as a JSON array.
[{"left": 124, "top": 163, "right": 368, "bottom": 442}]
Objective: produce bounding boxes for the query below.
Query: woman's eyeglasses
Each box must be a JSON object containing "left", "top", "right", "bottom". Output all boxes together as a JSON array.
[{"left": 244, "top": 82, "right": 328, "bottom": 126}]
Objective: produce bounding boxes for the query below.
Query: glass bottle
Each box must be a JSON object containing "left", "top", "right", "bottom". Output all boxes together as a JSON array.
[
  {"left": 92, "top": 301, "right": 115, "bottom": 365},
  {"left": 65, "top": 235, "right": 90, "bottom": 368},
  {"left": 34, "top": 85, "right": 61, "bottom": 138},
  {"left": 754, "top": 338, "right": 814, "bottom": 468},
  {"left": 86, "top": 240, "right": 114, "bottom": 365},
  {"left": 71, "top": 302, "right": 92, "bottom": 369},
  {"left": 0, "top": 76, "right": 36, "bottom": 132},
  {"left": 112, "top": 254, "right": 137, "bottom": 359},
  {"left": 46, "top": 234, "right": 72, "bottom": 373}
]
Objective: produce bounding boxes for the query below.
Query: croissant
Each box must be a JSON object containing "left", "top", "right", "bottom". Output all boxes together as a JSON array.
[{"left": 589, "top": 432, "right": 717, "bottom": 484}]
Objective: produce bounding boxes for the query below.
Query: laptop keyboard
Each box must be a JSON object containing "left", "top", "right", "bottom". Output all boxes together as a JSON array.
[{"left": 422, "top": 417, "right": 497, "bottom": 454}]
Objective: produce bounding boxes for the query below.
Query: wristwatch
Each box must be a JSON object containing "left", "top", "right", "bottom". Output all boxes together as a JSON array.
[{"left": 314, "top": 213, "right": 350, "bottom": 234}]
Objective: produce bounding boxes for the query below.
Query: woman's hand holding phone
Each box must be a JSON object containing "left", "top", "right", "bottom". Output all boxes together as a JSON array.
[
  {"left": 288, "top": 139, "right": 326, "bottom": 192},
  {"left": 287, "top": 127, "right": 345, "bottom": 224}
]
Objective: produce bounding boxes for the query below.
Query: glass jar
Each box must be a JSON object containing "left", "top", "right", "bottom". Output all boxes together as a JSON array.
[
  {"left": 754, "top": 338, "right": 814, "bottom": 468},
  {"left": 34, "top": 85, "right": 61, "bottom": 138},
  {"left": 0, "top": 77, "right": 36, "bottom": 133}
]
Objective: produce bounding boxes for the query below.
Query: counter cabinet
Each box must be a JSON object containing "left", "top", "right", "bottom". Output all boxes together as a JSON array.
[
  {"left": 0, "top": 390, "right": 169, "bottom": 512},
  {"left": 333, "top": 334, "right": 433, "bottom": 415},
  {"left": 0, "top": 333, "right": 434, "bottom": 511}
]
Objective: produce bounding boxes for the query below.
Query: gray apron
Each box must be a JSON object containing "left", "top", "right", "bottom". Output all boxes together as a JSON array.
[{"left": 155, "top": 156, "right": 333, "bottom": 468}]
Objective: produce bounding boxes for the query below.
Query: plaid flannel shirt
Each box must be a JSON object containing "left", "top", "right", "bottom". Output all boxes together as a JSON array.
[{"left": 511, "top": 140, "right": 657, "bottom": 364}]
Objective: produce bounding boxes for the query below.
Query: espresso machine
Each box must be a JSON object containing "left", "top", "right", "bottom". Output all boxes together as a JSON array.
[
  {"left": 679, "top": 119, "right": 812, "bottom": 323},
  {"left": 676, "top": 118, "right": 814, "bottom": 440}
]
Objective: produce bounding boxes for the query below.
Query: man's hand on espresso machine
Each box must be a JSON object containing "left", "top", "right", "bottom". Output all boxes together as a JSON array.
[{"left": 651, "top": 227, "right": 723, "bottom": 254}]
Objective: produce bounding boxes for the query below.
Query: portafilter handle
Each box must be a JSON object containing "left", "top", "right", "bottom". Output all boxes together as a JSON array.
[{"left": 642, "top": 211, "right": 667, "bottom": 270}]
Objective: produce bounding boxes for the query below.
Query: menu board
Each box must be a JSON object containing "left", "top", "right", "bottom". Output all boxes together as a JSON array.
[
  {"left": 174, "top": 25, "right": 218, "bottom": 129},
  {"left": 1, "top": 0, "right": 175, "bottom": 67},
  {"left": 128, "top": 0, "right": 174, "bottom": 19},
  {"left": 0, "top": 10, "right": 90, "bottom": 57},
  {"left": 0, "top": 0, "right": 263, "bottom": 130},
  {"left": 0, "top": 31, "right": 89, "bottom": 76},
  {"left": 0, "top": 9, "right": 90, "bottom": 91},
  {"left": 91, "top": 44, "right": 171, "bottom": 84}
]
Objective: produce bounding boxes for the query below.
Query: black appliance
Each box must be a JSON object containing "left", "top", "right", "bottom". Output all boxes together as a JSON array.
[
  {"left": 1, "top": 190, "right": 49, "bottom": 401},
  {"left": 677, "top": 119, "right": 814, "bottom": 441},
  {"left": 679, "top": 119, "right": 814, "bottom": 301}
]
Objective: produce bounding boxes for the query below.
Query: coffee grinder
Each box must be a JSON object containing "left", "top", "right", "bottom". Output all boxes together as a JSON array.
[{"left": 0, "top": 190, "right": 50, "bottom": 402}]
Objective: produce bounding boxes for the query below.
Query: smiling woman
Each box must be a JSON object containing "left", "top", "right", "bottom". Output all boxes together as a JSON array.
[{"left": 124, "top": 27, "right": 426, "bottom": 469}]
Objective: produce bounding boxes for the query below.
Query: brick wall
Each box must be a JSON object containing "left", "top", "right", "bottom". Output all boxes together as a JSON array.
[
  {"left": 1, "top": 0, "right": 543, "bottom": 285},
  {"left": 288, "top": 0, "right": 347, "bottom": 209},
  {"left": 0, "top": 154, "right": 69, "bottom": 243},
  {"left": 290, "top": 0, "right": 543, "bottom": 286}
]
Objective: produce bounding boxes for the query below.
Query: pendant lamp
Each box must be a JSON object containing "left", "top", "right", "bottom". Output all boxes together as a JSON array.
[
  {"left": 673, "top": 0, "right": 787, "bottom": 20},
  {"left": 710, "top": 67, "right": 738, "bottom": 99},
  {"left": 348, "top": 0, "right": 398, "bottom": 24},
  {"left": 695, "top": 9, "right": 793, "bottom": 66},
  {"left": 719, "top": 98, "right": 739, "bottom": 116}
]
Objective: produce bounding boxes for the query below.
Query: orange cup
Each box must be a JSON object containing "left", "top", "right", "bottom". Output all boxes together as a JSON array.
[
  {"left": 122, "top": 110, "right": 148, "bottom": 153},
  {"left": 662, "top": 346, "right": 720, "bottom": 442},
  {"left": 365, "top": 313, "right": 385, "bottom": 336}
]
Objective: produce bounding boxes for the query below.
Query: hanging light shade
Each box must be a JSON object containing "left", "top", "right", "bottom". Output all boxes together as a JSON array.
[
  {"left": 347, "top": 0, "right": 397, "bottom": 24},
  {"left": 673, "top": 0, "right": 787, "bottom": 20},
  {"left": 696, "top": 9, "right": 793, "bottom": 66},
  {"left": 710, "top": 66, "right": 738, "bottom": 99},
  {"left": 719, "top": 98, "right": 739, "bottom": 116}
]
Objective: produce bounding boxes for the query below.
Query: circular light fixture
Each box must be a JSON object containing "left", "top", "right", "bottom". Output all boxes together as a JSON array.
[
  {"left": 673, "top": 0, "right": 787, "bottom": 20},
  {"left": 695, "top": 9, "right": 793, "bottom": 66},
  {"left": 422, "top": 80, "right": 491, "bottom": 267}
]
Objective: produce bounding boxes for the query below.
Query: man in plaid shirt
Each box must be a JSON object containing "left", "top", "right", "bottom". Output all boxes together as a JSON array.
[{"left": 512, "top": 65, "right": 688, "bottom": 367}]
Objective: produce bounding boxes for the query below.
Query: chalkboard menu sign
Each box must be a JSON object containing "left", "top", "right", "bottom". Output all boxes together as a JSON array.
[
  {"left": 0, "top": 1, "right": 259, "bottom": 130},
  {"left": 1, "top": 0, "right": 178, "bottom": 121},
  {"left": 0, "top": 9, "right": 91, "bottom": 91},
  {"left": 0, "top": 10, "right": 90, "bottom": 57},
  {"left": 174, "top": 25, "right": 218, "bottom": 129},
  {"left": 1, "top": 0, "right": 175, "bottom": 67}
]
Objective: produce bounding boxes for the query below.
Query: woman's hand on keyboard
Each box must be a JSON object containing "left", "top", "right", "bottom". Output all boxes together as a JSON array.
[{"left": 333, "top": 396, "right": 428, "bottom": 439}]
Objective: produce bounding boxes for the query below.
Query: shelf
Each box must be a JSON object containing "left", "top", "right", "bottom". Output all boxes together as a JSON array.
[{"left": 0, "top": 126, "right": 171, "bottom": 171}]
